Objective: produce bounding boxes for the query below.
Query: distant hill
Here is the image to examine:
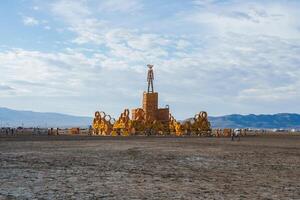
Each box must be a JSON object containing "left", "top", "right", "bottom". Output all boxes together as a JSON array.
[
  {"left": 208, "top": 113, "right": 300, "bottom": 129},
  {"left": 0, "top": 107, "right": 92, "bottom": 128},
  {"left": 1, "top": 107, "right": 300, "bottom": 129}
]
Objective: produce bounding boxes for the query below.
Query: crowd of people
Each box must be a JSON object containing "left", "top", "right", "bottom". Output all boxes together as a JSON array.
[
  {"left": 0, "top": 127, "right": 49, "bottom": 135},
  {"left": 0, "top": 127, "right": 17, "bottom": 135}
]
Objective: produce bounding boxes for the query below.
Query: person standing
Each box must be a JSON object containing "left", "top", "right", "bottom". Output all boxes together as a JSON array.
[{"left": 147, "top": 64, "right": 154, "bottom": 93}]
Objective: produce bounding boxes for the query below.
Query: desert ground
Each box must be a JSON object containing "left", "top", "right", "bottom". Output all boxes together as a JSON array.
[{"left": 0, "top": 135, "right": 299, "bottom": 200}]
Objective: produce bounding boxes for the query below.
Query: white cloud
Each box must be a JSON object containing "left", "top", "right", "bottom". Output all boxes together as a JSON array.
[
  {"left": 193, "top": 0, "right": 218, "bottom": 7},
  {"left": 98, "top": 0, "right": 142, "bottom": 13},
  {"left": 237, "top": 85, "right": 300, "bottom": 102},
  {"left": 51, "top": 0, "right": 107, "bottom": 44},
  {"left": 50, "top": 0, "right": 170, "bottom": 58},
  {"left": 3, "top": 0, "right": 300, "bottom": 117},
  {"left": 187, "top": 1, "right": 300, "bottom": 39},
  {"left": 0, "top": 49, "right": 96, "bottom": 96},
  {"left": 22, "top": 16, "right": 39, "bottom": 26},
  {"left": 33, "top": 6, "right": 39, "bottom": 11},
  {"left": 3, "top": 30, "right": 300, "bottom": 116}
]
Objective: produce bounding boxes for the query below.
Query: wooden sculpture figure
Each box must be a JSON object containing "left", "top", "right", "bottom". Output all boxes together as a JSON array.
[{"left": 147, "top": 64, "right": 154, "bottom": 93}]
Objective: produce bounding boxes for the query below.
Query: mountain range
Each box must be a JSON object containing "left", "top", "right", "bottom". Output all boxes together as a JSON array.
[
  {"left": 0, "top": 107, "right": 91, "bottom": 128},
  {"left": 208, "top": 113, "right": 300, "bottom": 129},
  {"left": 0, "top": 107, "right": 300, "bottom": 129}
]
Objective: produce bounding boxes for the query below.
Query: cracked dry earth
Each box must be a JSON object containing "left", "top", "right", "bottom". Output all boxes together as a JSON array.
[{"left": 0, "top": 135, "right": 299, "bottom": 200}]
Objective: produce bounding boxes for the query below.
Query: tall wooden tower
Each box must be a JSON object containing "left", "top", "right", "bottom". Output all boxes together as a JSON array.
[{"left": 132, "top": 65, "right": 169, "bottom": 122}]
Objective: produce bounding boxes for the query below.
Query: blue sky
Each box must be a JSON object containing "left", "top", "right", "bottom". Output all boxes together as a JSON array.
[{"left": 1, "top": 0, "right": 300, "bottom": 119}]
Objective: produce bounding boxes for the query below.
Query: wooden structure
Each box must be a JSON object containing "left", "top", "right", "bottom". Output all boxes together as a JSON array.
[{"left": 132, "top": 65, "right": 169, "bottom": 123}]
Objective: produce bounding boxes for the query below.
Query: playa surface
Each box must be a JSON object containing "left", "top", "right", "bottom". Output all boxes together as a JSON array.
[{"left": 0, "top": 135, "right": 299, "bottom": 199}]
